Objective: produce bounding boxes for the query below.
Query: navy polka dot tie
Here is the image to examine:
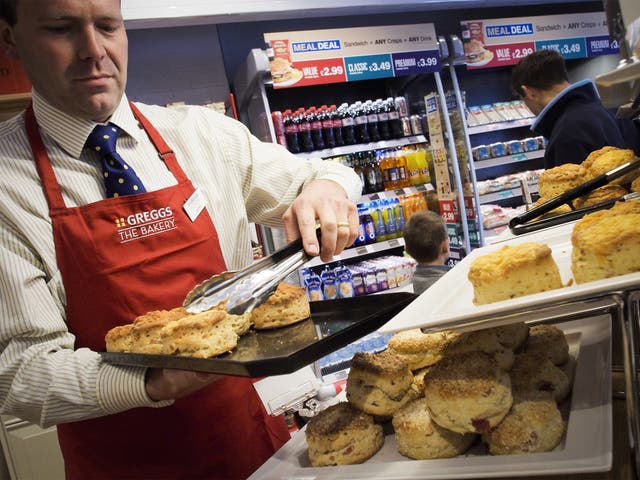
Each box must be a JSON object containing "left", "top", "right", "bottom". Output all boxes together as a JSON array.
[{"left": 86, "top": 124, "right": 146, "bottom": 198}]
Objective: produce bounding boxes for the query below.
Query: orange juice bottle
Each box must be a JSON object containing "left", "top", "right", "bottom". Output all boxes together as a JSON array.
[{"left": 395, "top": 149, "right": 410, "bottom": 188}]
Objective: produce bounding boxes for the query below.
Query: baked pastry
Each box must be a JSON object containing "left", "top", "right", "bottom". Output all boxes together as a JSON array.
[
  {"left": 530, "top": 197, "right": 572, "bottom": 220},
  {"left": 584, "top": 147, "right": 636, "bottom": 185},
  {"left": 387, "top": 329, "right": 456, "bottom": 370},
  {"left": 631, "top": 176, "right": 640, "bottom": 193},
  {"left": 305, "top": 401, "right": 384, "bottom": 466},
  {"left": 161, "top": 309, "right": 238, "bottom": 358},
  {"left": 346, "top": 350, "right": 418, "bottom": 416},
  {"left": 571, "top": 200, "right": 640, "bottom": 283},
  {"left": 392, "top": 397, "right": 476, "bottom": 459},
  {"left": 424, "top": 351, "right": 513, "bottom": 434},
  {"left": 510, "top": 352, "right": 571, "bottom": 403},
  {"left": 573, "top": 184, "right": 628, "bottom": 210},
  {"left": 105, "top": 324, "right": 134, "bottom": 353},
  {"left": 129, "top": 307, "right": 188, "bottom": 354},
  {"left": 523, "top": 324, "right": 569, "bottom": 366},
  {"left": 581, "top": 145, "right": 620, "bottom": 171},
  {"left": 482, "top": 391, "right": 565, "bottom": 455},
  {"left": 250, "top": 282, "right": 310, "bottom": 330},
  {"left": 468, "top": 242, "right": 563, "bottom": 305},
  {"left": 537, "top": 163, "right": 587, "bottom": 199},
  {"left": 410, "top": 367, "right": 431, "bottom": 397},
  {"left": 445, "top": 329, "right": 515, "bottom": 371},
  {"left": 490, "top": 322, "right": 529, "bottom": 351}
]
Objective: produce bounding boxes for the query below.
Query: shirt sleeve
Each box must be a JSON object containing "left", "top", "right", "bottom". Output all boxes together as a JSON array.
[
  {"left": 202, "top": 110, "right": 362, "bottom": 227},
  {"left": 0, "top": 224, "right": 168, "bottom": 428}
]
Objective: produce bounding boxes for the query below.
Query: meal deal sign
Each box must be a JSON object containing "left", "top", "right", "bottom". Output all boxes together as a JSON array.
[
  {"left": 460, "top": 12, "right": 619, "bottom": 69},
  {"left": 264, "top": 24, "right": 440, "bottom": 89}
]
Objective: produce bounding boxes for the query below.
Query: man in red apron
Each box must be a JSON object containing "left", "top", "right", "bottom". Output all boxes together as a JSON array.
[{"left": 0, "top": 0, "right": 360, "bottom": 478}]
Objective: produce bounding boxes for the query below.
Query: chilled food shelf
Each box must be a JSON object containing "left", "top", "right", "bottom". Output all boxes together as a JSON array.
[
  {"left": 474, "top": 149, "right": 545, "bottom": 170},
  {"left": 467, "top": 118, "right": 534, "bottom": 135},
  {"left": 479, "top": 181, "right": 539, "bottom": 204}
]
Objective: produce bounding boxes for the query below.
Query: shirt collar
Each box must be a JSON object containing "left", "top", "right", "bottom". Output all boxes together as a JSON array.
[
  {"left": 31, "top": 90, "right": 143, "bottom": 159},
  {"left": 531, "top": 79, "right": 597, "bottom": 132}
]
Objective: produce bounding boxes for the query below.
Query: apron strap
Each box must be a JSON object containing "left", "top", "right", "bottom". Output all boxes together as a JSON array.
[
  {"left": 25, "top": 104, "right": 67, "bottom": 210},
  {"left": 128, "top": 101, "right": 188, "bottom": 183}
]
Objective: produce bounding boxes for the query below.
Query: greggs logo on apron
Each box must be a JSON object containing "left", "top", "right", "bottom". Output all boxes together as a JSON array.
[{"left": 115, "top": 205, "right": 176, "bottom": 243}]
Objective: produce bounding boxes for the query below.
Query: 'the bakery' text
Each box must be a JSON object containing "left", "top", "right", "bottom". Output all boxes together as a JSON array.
[{"left": 114, "top": 206, "right": 176, "bottom": 243}]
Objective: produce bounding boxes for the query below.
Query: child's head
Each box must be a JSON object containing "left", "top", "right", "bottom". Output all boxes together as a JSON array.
[{"left": 403, "top": 210, "right": 449, "bottom": 264}]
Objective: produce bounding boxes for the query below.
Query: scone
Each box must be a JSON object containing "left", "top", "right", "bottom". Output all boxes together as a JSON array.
[
  {"left": 393, "top": 397, "right": 476, "bottom": 459},
  {"left": 250, "top": 282, "right": 310, "bottom": 330},
  {"left": 510, "top": 352, "right": 571, "bottom": 403},
  {"left": 573, "top": 184, "right": 628, "bottom": 210},
  {"left": 631, "top": 176, "right": 640, "bottom": 193},
  {"left": 581, "top": 145, "right": 620, "bottom": 171},
  {"left": 482, "top": 391, "right": 565, "bottom": 455},
  {"left": 571, "top": 200, "right": 640, "bottom": 283},
  {"left": 537, "top": 163, "right": 587, "bottom": 198},
  {"left": 105, "top": 324, "right": 134, "bottom": 352},
  {"left": 305, "top": 402, "right": 384, "bottom": 466},
  {"left": 468, "top": 242, "right": 563, "bottom": 305},
  {"left": 213, "top": 302, "right": 252, "bottom": 336},
  {"left": 523, "top": 325, "right": 569, "bottom": 366},
  {"left": 490, "top": 322, "right": 529, "bottom": 351},
  {"left": 161, "top": 308, "right": 238, "bottom": 358},
  {"left": 129, "top": 307, "right": 188, "bottom": 354},
  {"left": 347, "top": 350, "right": 418, "bottom": 416},
  {"left": 424, "top": 351, "right": 513, "bottom": 434},
  {"left": 585, "top": 147, "right": 636, "bottom": 185},
  {"left": 445, "top": 329, "right": 515, "bottom": 371},
  {"left": 410, "top": 367, "right": 431, "bottom": 397},
  {"left": 387, "top": 329, "right": 456, "bottom": 370}
]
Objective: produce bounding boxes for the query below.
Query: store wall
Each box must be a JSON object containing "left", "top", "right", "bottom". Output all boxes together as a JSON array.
[{"left": 126, "top": 24, "right": 230, "bottom": 106}]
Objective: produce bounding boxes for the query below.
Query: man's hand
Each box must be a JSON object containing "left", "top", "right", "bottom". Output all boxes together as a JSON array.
[
  {"left": 145, "top": 368, "right": 222, "bottom": 401},
  {"left": 282, "top": 179, "right": 358, "bottom": 262}
]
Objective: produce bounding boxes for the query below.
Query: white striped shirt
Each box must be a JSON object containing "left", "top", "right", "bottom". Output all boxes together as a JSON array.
[{"left": 0, "top": 91, "right": 361, "bottom": 427}]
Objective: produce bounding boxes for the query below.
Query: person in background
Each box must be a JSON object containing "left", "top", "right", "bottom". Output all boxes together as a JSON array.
[
  {"left": 0, "top": 0, "right": 361, "bottom": 478},
  {"left": 511, "top": 49, "right": 628, "bottom": 169},
  {"left": 403, "top": 210, "right": 451, "bottom": 295}
]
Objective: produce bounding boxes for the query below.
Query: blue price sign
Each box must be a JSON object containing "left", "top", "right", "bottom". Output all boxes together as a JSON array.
[
  {"left": 586, "top": 35, "right": 620, "bottom": 57},
  {"left": 391, "top": 50, "right": 440, "bottom": 76},
  {"left": 344, "top": 54, "right": 394, "bottom": 81},
  {"left": 535, "top": 38, "right": 587, "bottom": 59}
]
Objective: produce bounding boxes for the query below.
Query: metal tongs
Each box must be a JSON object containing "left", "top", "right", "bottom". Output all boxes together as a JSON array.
[
  {"left": 183, "top": 235, "right": 310, "bottom": 315},
  {"left": 509, "top": 158, "right": 640, "bottom": 235}
]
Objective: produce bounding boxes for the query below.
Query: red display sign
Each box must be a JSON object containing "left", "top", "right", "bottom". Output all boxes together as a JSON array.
[{"left": 287, "top": 57, "right": 347, "bottom": 87}]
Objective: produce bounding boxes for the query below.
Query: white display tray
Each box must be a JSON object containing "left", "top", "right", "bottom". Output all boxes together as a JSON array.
[
  {"left": 250, "top": 315, "right": 612, "bottom": 479},
  {"left": 379, "top": 222, "right": 640, "bottom": 334}
]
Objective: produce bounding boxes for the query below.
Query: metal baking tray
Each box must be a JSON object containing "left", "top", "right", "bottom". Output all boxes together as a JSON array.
[{"left": 100, "top": 292, "right": 416, "bottom": 377}]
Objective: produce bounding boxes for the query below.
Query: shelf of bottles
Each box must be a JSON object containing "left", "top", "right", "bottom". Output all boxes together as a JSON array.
[{"left": 271, "top": 96, "right": 428, "bottom": 157}]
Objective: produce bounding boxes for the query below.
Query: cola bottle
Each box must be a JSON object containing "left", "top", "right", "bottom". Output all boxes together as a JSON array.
[
  {"left": 353, "top": 101, "right": 370, "bottom": 144},
  {"left": 339, "top": 103, "right": 357, "bottom": 145},
  {"left": 283, "top": 109, "right": 300, "bottom": 153},
  {"left": 377, "top": 99, "right": 391, "bottom": 140},
  {"left": 308, "top": 107, "right": 325, "bottom": 151},
  {"left": 319, "top": 105, "right": 336, "bottom": 149},
  {"left": 365, "top": 100, "right": 381, "bottom": 142},
  {"left": 328, "top": 105, "right": 344, "bottom": 147},
  {"left": 387, "top": 97, "right": 404, "bottom": 139},
  {"left": 297, "top": 108, "right": 314, "bottom": 153}
]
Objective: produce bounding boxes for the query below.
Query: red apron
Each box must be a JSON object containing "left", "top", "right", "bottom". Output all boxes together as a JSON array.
[{"left": 25, "top": 104, "right": 289, "bottom": 479}]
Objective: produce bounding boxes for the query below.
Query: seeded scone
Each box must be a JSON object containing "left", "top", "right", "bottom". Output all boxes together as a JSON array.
[
  {"left": 468, "top": 242, "right": 563, "bottom": 305},
  {"left": 483, "top": 391, "right": 565, "bottom": 455},
  {"left": 250, "top": 282, "right": 310, "bottom": 330},
  {"left": 347, "top": 350, "right": 418, "bottom": 417},
  {"left": 393, "top": 397, "right": 477, "bottom": 460},
  {"left": 424, "top": 350, "right": 513, "bottom": 434},
  {"left": 305, "top": 401, "right": 384, "bottom": 466}
]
